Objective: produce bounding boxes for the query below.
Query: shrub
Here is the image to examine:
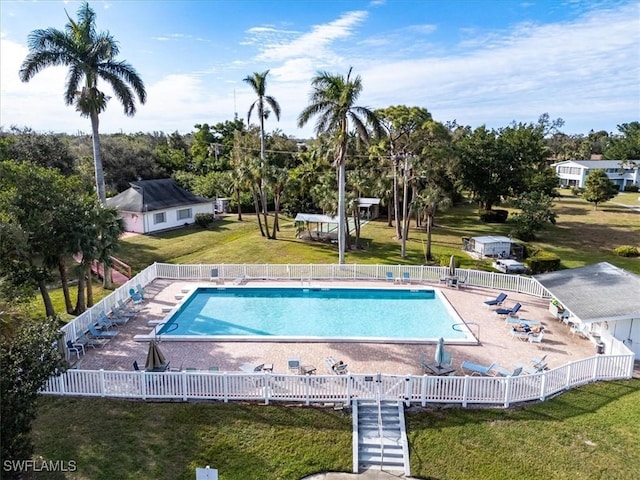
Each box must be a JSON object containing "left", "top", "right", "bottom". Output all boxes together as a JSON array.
[
  {"left": 479, "top": 209, "right": 508, "bottom": 223},
  {"left": 195, "top": 213, "right": 215, "bottom": 228},
  {"left": 525, "top": 251, "right": 561, "bottom": 274},
  {"left": 623, "top": 184, "right": 639, "bottom": 192},
  {"left": 613, "top": 245, "right": 639, "bottom": 257},
  {"left": 571, "top": 186, "right": 583, "bottom": 196}
]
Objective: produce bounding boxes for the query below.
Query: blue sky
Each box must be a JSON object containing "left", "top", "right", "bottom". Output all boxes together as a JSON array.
[{"left": 1, "top": 0, "right": 638, "bottom": 138}]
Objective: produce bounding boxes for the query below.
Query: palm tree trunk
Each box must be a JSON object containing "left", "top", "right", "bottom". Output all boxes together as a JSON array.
[
  {"left": 401, "top": 163, "right": 410, "bottom": 258},
  {"left": 252, "top": 189, "right": 265, "bottom": 237},
  {"left": 58, "top": 257, "right": 74, "bottom": 314},
  {"left": 90, "top": 112, "right": 106, "bottom": 205},
  {"left": 85, "top": 264, "right": 94, "bottom": 307},
  {"left": 37, "top": 278, "right": 55, "bottom": 318},
  {"left": 393, "top": 157, "right": 402, "bottom": 239},
  {"left": 74, "top": 266, "right": 86, "bottom": 315},
  {"left": 337, "top": 161, "right": 346, "bottom": 264},
  {"left": 103, "top": 263, "right": 113, "bottom": 289},
  {"left": 426, "top": 212, "right": 434, "bottom": 261},
  {"left": 271, "top": 195, "right": 278, "bottom": 240},
  {"left": 235, "top": 187, "right": 243, "bottom": 221}
]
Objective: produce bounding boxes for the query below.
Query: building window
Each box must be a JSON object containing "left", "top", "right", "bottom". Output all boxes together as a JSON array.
[
  {"left": 177, "top": 208, "right": 192, "bottom": 221},
  {"left": 558, "top": 166, "right": 581, "bottom": 175},
  {"left": 153, "top": 212, "right": 166, "bottom": 224}
]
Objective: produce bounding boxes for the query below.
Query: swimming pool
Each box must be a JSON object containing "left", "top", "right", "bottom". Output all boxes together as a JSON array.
[{"left": 154, "top": 286, "right": 475, "bottom": 344}]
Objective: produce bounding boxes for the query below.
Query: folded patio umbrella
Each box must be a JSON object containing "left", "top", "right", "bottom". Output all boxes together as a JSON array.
[{"left": 145, "top": 339, "right": 167, "bottom": 371}]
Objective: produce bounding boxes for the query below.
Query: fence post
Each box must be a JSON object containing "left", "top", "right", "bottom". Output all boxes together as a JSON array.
[
  {"left": 346, "top": 375, "right": 352, "bottom": 406},
  {"left": 540, "top": 371, "right": 547, "bottom": 401},
  {"left": 264, "top": 373, "right": 270, "bottom": 405},
  {"left": 223, "top": 372, "right": 229, "bottom": 403},
  {"left": 462, "top": 376, "right": 470, "bottom": 408},
  {"left": 305, "top": 375, "right": 311, "bottom": 406},
  {"left": 182, "top": 371, "right": 188, "bottom": 401},
  {"left": 404, "top": 377, "right": 412, "bottom": 407},
  {"left": 565, "top": 363, "right": 572, "bottom": 390},
  {"left": 140, "top": 371, "right": 147, "bottom": 400},
  {"left": 100, "top": 369, "right": 106, "bottom": 397},
  {"left": 593, "top": 354, "right": 601, "bottom": 381},
  {"left": 503, "top": 377, "right": 511, "bottom": 408},
  {"left": 59, "top": 373, "right": 66, "bottom": 396}
]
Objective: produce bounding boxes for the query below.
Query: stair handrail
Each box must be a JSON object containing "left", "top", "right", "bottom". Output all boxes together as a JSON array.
[
  {"left": 110, "top": 256, "right": 132, "bottom": 279},
  {"left": 376, "top": 374, "right": 385, "bottom": 467}
]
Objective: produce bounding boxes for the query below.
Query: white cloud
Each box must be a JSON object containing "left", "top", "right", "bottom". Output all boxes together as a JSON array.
[
  {"left": 252, "top": 10, "right": 368, "bottom": 63},
  {"left": 355, "top": 2, "right": 640, "bottom": 133}
]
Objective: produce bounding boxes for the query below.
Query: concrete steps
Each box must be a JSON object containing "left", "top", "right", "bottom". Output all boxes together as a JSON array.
[{"left": 354, "top": 400, "right": 410, "bottom": 476}]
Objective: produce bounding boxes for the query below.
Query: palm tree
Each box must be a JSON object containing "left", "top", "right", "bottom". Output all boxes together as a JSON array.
[
  {"left": 298, "top": 67, "right": 381, "bottom": 264},
  {"left": 19, "top": 2, "right": 146, "bottom": 205},
  {"left": 244, "top": 70, "right": 281, "bottom": 238}
]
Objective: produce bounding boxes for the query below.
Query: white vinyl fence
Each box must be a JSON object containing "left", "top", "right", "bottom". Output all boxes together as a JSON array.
[
  {"left": 50, "top": 262, "right": 634, "bottom": 408},
  {"left": 41, "top": 353, "right": 633, "bottom": 408}
]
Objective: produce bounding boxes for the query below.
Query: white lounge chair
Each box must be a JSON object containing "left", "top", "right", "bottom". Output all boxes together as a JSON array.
[{"left": 461, "top": 361, "right": 496, "bottom": 376}]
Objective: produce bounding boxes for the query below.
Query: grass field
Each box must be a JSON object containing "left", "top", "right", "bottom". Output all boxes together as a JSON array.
[
  {"left": 26, "top": 193, "right": 640, "bottom": 479},
  {"left": 113, "top": 193, "right": 639, "bottom": 276},
  {"left": 30, "top": 380, "right": 640, "bottom": 479}
]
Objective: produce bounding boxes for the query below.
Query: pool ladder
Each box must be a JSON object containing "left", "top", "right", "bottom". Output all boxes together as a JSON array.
[{"left": 453, "top": 322, "right": 480, "bottom": 342}]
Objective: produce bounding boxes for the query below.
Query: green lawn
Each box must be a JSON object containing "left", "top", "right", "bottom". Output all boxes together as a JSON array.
[
  {"left": 113, "top": 195, "right": 638, "bottom": 276},
  {"left": 30, "top": 380, "right": 640, "bottom": 479}
]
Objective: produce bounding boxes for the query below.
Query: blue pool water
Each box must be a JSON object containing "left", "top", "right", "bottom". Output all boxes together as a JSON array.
[{"left": 157, "top": 287, "right": 471, "bottom": 342}]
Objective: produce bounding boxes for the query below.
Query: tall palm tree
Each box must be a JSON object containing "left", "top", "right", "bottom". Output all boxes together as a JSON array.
[
  {"left": 19, "top": 2, "right": 146, "bottom": 205},
  {"left": 298, "top": 67, "right": 381, "bottom": 263},
  {"left": 244, "top": 70, "right": 281, "bottom": 238}
]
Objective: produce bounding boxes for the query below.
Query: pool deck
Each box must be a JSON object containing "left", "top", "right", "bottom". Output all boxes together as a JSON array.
[{"left": 76, "top": 279, "right": 597, "bottom": 375}]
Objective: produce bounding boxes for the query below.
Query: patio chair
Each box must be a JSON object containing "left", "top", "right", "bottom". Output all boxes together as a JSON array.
[
  {"left": 517, "top": 363, "right": 547, "bottom": 375},
  {"left": 401, "top": 271, "right": 411, "bottom": 284},
  {"left": 210, "top": 268, "right": 219, "bottom": 281},
  {"left": 96, "top": 311, "right": 118, "bottom": 329},
  {"left": 505, "top": 317, "right": 541, "bottom": 326},
  {"left": 385, "top": 271, "right": 394, "bottom": 282},
  {"left": 495, "top": 302, "right": 522, "bottom": 317},
  {"left": 324, "top": 357, "right": 348, "bottom": 374},
  {"left": 88, "top": 323, "right": 119, "bottom": 339},
  {"left": 531, "top": 354, "right": 547, "bottom": 369},
  {"left": 103, "top": 309, "right": 131, "bottom": 326},
  {"left": 528, "top": 332, "right": 545, "bottom": 345},
  {"left": 129, "top": 288, "right": 143, "bottom": 304},
  {"left": 66, "top": 340, "right": 85, "bottom": 359},
  {"left": 287, "top": 357, "right": 301, "bottom": 374},
  {"left": 76, "top": 332, "right": 109, "bottom": 348},
  {"left": 112, "top": 305, "right": 137, "bottom": 318},
  {"left": 239, "top": 363, "right": 266, "bottom": 373},
  {"left": 492, "top": 365, "right": 523, "bottom": 377},
  {"left": 135, "top": 284, "right": 147, "bottom": 299},
  {"left": 484, "top": 292, "right": 507, "bottom": 306},
  {"left": 233, "top": 274, "right": 247, "bottom": 285},
  {"left": 570, "top": 322, "right": 588, "bottom": 338},
  {"left": 461, "top": 361, "right": 496, "bottom": 376},
  {"left": 118, "top": 299, "right": 139, "bottom": 313},
  {"left": 456, "top": 274, "right": 467, "bottom": 289}
]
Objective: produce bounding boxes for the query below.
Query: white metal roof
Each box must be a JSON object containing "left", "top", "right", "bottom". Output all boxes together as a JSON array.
[
  {"left": 358, "top": 197, "right": 381, "bottom": 207},
  {"left": 472, "top": 235, "right": 513, "bottom": 244},
  {"left": 534, "top": 262, "right": 640, "bottom": 324},
  {"left": 294, "top": 213, "right": 340, "bottom": 224}
]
